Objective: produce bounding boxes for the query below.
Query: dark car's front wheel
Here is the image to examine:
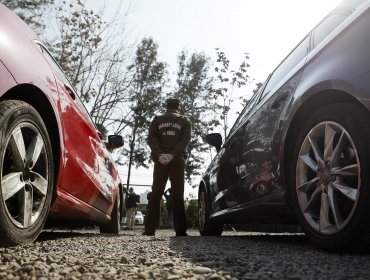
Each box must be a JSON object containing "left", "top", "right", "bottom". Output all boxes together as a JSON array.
[
  {"left": 198, "top": 186, "right": 223, "bottom": 236},
  {"left": 289, "top": 103, "right": 370, "bottom": 252},
  {"left": 0, "top": 100, "right": 54, "bottom": 247}
]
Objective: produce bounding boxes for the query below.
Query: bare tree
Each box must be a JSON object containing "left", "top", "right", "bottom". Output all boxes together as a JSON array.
[
  {"left": 52, "top": 0, "right": 105, "bottom": 102},
  {"left": 0, "top": 0, "right": 54, "bottom": 34},
  {"left": 48, "top": 0, "right": 135, "bottom": 137}
]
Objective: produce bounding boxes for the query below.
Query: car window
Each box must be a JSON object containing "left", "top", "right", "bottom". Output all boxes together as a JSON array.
[
  {"left": 231, "top": 83, "right": 265, "bottom": 130},
  {"left": 38, "top": 44, "right": 75, "bottom": 91},
  {"left": 313, "top": 12, "right": 350, "bottom": 48},
  {"left": 336, "top": 0, "right": 366, "bottom": 10},
  {"left": 260, "top": 35, "right": 310, "bottom": 100}
]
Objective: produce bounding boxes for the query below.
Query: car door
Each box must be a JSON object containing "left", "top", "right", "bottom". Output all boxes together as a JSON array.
[
  {"left": 228, "top": 35, "right": 310, "bottom": 206},
  {"left": 210, "top": 87, "right": 264, "bottom": 211},
  {"left": 39, "top": 44, "right": 117, "bottom": 213},
  {"left": 211, "top": 35, "right": 310, "bottom": 210}
]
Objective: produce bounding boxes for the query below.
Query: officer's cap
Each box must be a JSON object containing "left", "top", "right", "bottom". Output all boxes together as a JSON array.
[
  {"left": 166, "top": 98, "right": 180, "bottom": 109},
  {"left": 166, "top": 98, "right": 180, "bottom": 106}
]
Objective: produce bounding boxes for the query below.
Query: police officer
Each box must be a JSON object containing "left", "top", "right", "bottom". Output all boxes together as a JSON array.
[
  {"left": 125, "top": 187, "right": 140, "bottom": 230},
  {"left": 143, "top": 98, "right": 192, "bottom": 236}
]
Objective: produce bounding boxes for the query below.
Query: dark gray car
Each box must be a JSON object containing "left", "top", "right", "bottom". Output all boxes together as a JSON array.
[{"left": 199, "top": 0, "right": 370, "bottom": 252}]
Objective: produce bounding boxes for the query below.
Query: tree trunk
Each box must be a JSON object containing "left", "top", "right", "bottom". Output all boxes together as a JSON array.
[{"left": 126, "top": 123, "right": 138, "bottom": 190}]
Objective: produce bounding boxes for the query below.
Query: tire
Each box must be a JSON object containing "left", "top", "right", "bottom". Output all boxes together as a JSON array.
[
  {"left": 288, "top": 103, "right": 370, "bottom": 252},
  {"left": 0, "top": 100, "right": 54, "bottom": 247},
  {"left": 100, "top": 188, "right": 120, "bottom": 234},
  {"left": 198, "top": 186, "right": 223, "bottom": 236}
]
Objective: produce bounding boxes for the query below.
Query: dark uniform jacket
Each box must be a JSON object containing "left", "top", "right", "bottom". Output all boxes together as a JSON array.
[
  {"left": 147, "top": 109, "right": 192, "bottom": 158},
  {"left": 126, "top": 193, "right": 140, "bottom": 209}
]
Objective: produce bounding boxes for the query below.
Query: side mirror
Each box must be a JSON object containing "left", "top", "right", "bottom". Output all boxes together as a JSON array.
[
  {"left": 206, "top": 133, "right": 222, "bottom": 152},
  {"left": 106, "top": 135, "right": 124, "bottom": 150}
]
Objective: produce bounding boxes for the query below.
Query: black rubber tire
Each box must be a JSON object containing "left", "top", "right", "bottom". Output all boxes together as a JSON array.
[
  {"left": 198, "top": 186, "right": 223, "bottom": 236},
  {"left": 288, "top": 103, "right": 370, "bottom": 252},
  {"left": 100, "top": 189, "right": 120, "bottom": 234},
  {"left": 0, "top": 100, "right": 54, "bottom": 247}
]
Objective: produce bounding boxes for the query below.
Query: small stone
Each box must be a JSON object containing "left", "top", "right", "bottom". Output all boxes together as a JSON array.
[
  {"left": 168, "top": 276, "right": 181, "bottom": 280},
  {"left": 207, "top": 274, "right": 226, "bottom": 280},
  {"left": 121, "top": 256, "right": 129, "bottom": 263},
  {"left": 138, "top": 257, "right": 147, "bottom": 265},
  {"left": 21, "top": 265, "right": 34, "bottom": 273},
  {"left": 68, "top": 256, "right": 78, "bottom": 263},
  {"left": 193, "top": 266, "right": 212, "bottom": 274},
  {"left": 137, "top": 272, "right": 150, "bottom": 279},
  {"left": 170, "top": 268, "right": 183, "bottom": 275},
  {"left": 78, "top": 266, "right": 88, "bottom": 274},
  {"left": 59, "top": 268, "right": 71, "bottom": 276},
  {"left": 163, "top": 261, "right": 175, "bottom": 267}
]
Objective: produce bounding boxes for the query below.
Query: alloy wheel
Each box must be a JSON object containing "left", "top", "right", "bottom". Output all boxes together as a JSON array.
[
  {"left": 296, "top": 121, "right": 360, "bottom": 235},
  {"left": 198, "top": 191, "right": 206, "bottom": 231},
  {"left": 1, "top": 122, "right": 49, "bottom": 229}
]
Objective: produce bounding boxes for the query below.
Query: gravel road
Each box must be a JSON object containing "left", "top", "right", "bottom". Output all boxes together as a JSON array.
[{"left": 0, "top": 227, "right": 370, "bottom": 280}]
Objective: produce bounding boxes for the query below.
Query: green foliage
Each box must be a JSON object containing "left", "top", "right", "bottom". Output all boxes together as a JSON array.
[
  {"left": 185, "top": 197, "right": 198, "bottom": 229},
  {"left": 3, "top": 0, "right": 257, "bottom": 186},
  {"left": 172, "top": 51, "right": 214, "bottom": 182},
  {"left": 122, "top": 37, "right": 167, "bottom": 187},
  {"left": 240, "top": 82, "right": 263, "bottom": 108},
  {"left": 210, "top": 49, "right": 251, "bottom": 139}
]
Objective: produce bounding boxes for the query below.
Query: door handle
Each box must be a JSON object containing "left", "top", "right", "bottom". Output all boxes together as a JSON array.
[
  {"left": 271, "top": 91, "right": 289, "bottom": 109},
  {"left": 228, "top": 139, "right": 240, "bottom": 150}
]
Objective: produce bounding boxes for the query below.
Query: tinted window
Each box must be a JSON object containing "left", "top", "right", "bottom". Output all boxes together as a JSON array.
[
  {"left": 232, "top": 84, "right": 264, "bottom": 129},
  {"left": 313, "top": 13, "right": 349, "bottom": 47},
  {"left": 261, "top": 35, "right": 310, "bottom": 99},
  {"left": 336, "top": 0, "right": 365, "bottom": 10}
]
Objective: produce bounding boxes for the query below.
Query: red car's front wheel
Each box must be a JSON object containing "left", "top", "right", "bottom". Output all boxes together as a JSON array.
[{"left": 0, "top": 100, "right": 54, "bottom": 247}]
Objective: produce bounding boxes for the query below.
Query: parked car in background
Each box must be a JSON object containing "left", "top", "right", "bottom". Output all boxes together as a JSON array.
[
  {"left": 122, "top": 210, "right": 144, "bottom": 225},
  {"left": 0, "top": 4, "right": 125, "bottom": 247},
  {"left": 135, "top": 211, "right": 144, "bottom": 225},
  {"left": 199, "top": 0, "right": 370, "bottom": 252}
]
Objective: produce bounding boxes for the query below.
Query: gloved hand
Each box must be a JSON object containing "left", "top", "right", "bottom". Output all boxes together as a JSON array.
[
  {"left": 158, "top": 154, "right": 168, "bottom": 165},
  {"left": 163, "top": 154, "right": 174, "bottom": 163},
  {"left": 158, "top": 154, "right": 174, "bottom": 165}
]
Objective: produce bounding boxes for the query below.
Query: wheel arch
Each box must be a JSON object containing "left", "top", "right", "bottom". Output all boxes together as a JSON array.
[
  {"left": 198, "top": 179, "right": 212, "bottom": 210},
  {"left": 1, "top": 84, "right": 61, "bottom": 200},
  {"left": 198, "top": 179, "right": 208, "bottom": 197},
  {"left": 282, "top": 89, "right": 370, "bottom": 206},
  {"left": 119, "top": 183, "right": 125, "bottom": 216}
]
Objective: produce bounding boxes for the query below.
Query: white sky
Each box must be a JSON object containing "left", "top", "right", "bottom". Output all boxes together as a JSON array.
[
  {"left": 89, "top": 0, "right": 342, "bottom": 198},
  {"left": 124, "top": 0, "right": 340, "bottom": 82}
]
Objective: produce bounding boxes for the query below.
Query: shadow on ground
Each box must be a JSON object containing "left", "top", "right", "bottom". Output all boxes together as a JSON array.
[
  {"left": 167, "top": 232, "right": 370, "bottom": 279},
  {"left": 36, "top": 229, "right": 98, "bottom": 242}
]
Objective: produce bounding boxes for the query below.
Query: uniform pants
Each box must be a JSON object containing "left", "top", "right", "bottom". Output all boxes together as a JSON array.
[
  {"left": 126, "top": 207, "right": 136, "bottom": 229},
  {"left": 145, "top": 156, "right": 187, "bottom": 235}
]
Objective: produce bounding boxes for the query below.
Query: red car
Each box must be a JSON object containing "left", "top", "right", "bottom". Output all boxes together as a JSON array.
[{"left": 0, "top": 4, "right": 124, "bottom": 246}]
